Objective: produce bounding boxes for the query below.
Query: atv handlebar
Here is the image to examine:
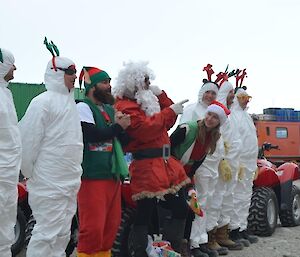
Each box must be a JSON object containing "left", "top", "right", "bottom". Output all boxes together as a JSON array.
[{"left": 258, "top": 142, "right": 279, "bottom": 159}]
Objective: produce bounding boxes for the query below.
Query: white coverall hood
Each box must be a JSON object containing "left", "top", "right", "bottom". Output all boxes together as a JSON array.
[
  {"left": 44, "top": 56, "right": 75, "bottom": 94},
  {"left": 180, "top": 82, "right": 218, "bottom": 123},
  {"left": 217, "top": 81, "right": 233, "bottom": 106},
  {"left": 0, "top": 48, "right": 15, "bottom": 88},
  {"left": 0, "top": 48, "right": 21, "bottom": 257}
]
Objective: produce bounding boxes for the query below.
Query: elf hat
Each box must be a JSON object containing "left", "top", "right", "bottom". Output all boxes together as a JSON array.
[
  {"left": 79, "top": 66, "right": 111, "bottom": 92},
  {"left": 206, "top": 100, "right": 231, "bottom": 126}
]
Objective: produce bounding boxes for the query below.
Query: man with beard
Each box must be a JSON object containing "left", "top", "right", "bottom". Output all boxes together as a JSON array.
[
  {"left": 76, "top": 66, "right": 131, "bottom": 257},
  {"left": 113, "top": 61, "right": 190, "bottom": 257}
]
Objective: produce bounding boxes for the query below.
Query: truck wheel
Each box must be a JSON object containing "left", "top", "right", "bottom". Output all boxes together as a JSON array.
[
  {"left": 248, "top": 187, "right": 278, "bottom": 236},
  {"left": 279, "top": 185, "right": 300, "bottom": 227},
  {"left": 11, "top": 207, "right": 26, "bottom": 256},
  {"left": 112, "top": 207, "right": 136, "bottom": 257}
]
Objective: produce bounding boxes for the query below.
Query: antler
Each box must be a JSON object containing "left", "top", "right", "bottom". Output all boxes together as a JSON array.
[
  {"left": 235, "top": 69, "right": 247, "bottom": 88},
  {"left": 203, "top": 64, "right": 214, "bottom": 81}
]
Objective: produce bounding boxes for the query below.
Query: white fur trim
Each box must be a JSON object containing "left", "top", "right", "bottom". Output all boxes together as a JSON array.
[{"left": 206, "top": 104, "right": 227, "bottom": 125}]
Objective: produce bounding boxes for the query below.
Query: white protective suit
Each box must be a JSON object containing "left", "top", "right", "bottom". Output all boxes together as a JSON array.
[
  {"left": 179, "top": 82, "right": 223, "bottom": 247},
  {"left": 229, "top": 88, "right": 258, "bottom": 231},
  {"left": 18, "top": 57, "right": 83, "bottom": 257},
  {"left": 0, "top": 49, "right": 21, "bottom": 257},
  {"left": 208, "top": 82, "right": 241, "bottom": 231}
]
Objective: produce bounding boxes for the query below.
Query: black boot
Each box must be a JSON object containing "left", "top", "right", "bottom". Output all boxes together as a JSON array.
[
  {"left": 190, "top": 247, "right": 209, "bottom": 257},
  {"left": 162, "top": 218, "right": 186, "bottom": 253},
  {"left": 199, "top": 243, "right": 219, "bottom": 257},
  {"left": 239, "top": 229, "right": 259, "bottom": 244},
  {"left": 229, "top": 228, "right": 250, "bottom": 247},
  {"left": 128, "top": 225, "right": 148, "bottom": 257}
]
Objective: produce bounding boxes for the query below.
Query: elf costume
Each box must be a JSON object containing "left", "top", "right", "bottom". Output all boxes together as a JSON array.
[{"left": 76, "top": 67, "right": 128, "bottom": 257}]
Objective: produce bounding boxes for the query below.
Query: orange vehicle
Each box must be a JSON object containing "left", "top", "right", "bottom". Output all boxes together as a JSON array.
[{"left": 254, "top": 109, "right": 300, "bottom": 165}]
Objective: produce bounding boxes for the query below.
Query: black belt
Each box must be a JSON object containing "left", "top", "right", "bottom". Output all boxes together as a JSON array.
[{"left": 132, "top": 145, "right": 170, "bottom": 160}]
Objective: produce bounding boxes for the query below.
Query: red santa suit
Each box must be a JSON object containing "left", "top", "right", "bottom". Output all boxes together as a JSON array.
[{"left": 115, "top": 91, "right": 189, "bottom": 200}]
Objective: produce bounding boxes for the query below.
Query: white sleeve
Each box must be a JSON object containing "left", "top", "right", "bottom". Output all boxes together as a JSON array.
[
  {"left": 18, "top": 98, "right": 46, "bottom": 178},
  {"left": 76, "top": 102, "right": 95, "bottom": 124}
]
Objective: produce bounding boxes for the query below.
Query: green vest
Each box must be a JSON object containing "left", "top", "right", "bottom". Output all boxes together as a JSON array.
[
  {"left": 81, "top": 98, "right": 116, "bottom": 179},
  {"left": 172, "top": 121, "right": 198, "bottom": 163}
]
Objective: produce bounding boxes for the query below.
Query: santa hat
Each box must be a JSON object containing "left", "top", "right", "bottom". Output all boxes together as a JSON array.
[
  {"left": 206, "top": 100, "right": 230, "bottom": 126},
  {"left": 79, "top": 66, "right": 110, "bottom": 92}
]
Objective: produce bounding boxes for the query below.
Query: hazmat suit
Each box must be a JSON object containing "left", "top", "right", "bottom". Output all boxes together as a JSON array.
[
  {"left": 18, "top": 56, "right": 83, "bottom": 257},
  {"left": 208, "top": 82, "right": 240, "bottom": 230},
  {"left": 0, "top": 48, "right": 21, "bottom": 257},
  {"left": 180, "top": 82, "right": 223, "bottom": 248},
  {"left": 229, "top": 88, "right": 258, "bottom": 232}
]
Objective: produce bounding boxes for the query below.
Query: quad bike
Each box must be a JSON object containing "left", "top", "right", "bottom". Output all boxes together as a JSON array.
[
  {"left": 247, "top": 143, "right": 300, "bottom": 236},
  {"left": 12, "top": 177, "right": 31, "bottom": 256}
]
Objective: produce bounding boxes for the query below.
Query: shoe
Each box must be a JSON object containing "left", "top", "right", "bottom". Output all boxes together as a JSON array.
[
  {"left": 162, "top": 218, "right": 186, "bottom": 252},
  {"left": 239, "top": 229, "right": 259, "bottom": 244},
  {"left": 207, "top": 228, "right": 229, "bottom": 256},
  {"left": 190, "top": 247, "right": 209, "bottom": 257},
  {"left": 128, "top": 225, "right": 148, "bottom": 257},
  {"left": 215, "top": 225, "right": 243, "bottom": 251},
  {"left": 199, "top": 243, "right": 219, "bottom": 257},
  {"left": 180, "top": 239, "right": 191, "bottom": 257},
  {"left": 229, "top": 228, "right": 250, "bottom": 247}
]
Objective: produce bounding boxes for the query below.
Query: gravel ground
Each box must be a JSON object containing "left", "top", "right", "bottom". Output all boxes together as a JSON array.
[
  {"left": 17, "top": 181, "right": 300, "bottom": 257},
  {"left": 16, "top": 224, "right": 300, "bottom": 257}
]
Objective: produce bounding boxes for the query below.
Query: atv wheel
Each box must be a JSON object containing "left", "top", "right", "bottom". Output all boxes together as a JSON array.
[
  {"left": 11, "top": 207, "right": 26, "bottom": 256},
  {"left": 24, "top": 214, "right": 36, "bottom": 247},
  {"left": 279, "top": 185, "right": 300, "bottom": 227},
  {"left": 112, "top": 207, "right": 136, "bottom": 257},
  {"left": 248, "top": 187, "right": 278, "bottom": 236}
]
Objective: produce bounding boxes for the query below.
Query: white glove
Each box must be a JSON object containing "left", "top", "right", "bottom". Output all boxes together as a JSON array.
[
  {"left": 149, "top": 85, "right": 162, "bottom": 96},
  {"left": 169, "top": 99, "right": 189, "bottom": 115}
]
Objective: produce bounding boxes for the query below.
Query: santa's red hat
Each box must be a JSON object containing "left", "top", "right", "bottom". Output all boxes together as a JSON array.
[{"left": 206, "top": 100, "right": 230, "bottom": 125}]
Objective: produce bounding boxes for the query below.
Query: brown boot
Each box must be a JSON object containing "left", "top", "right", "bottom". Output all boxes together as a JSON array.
[
  {"left": 207, "top": 228, "right": 228, "bottom": 256},
  {"left": 215, "top": 225, "right": 243, "bottom": 251}
]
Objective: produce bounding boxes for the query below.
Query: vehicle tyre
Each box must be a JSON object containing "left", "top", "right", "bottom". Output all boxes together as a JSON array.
[
  {"left": 247, "top": 187, "right": 278, "bottom": 236},
  {"left": 12, "top": 207, "right": 26, "bottom": 256},
  {"left": 112, "top": 207, "right": 136, "bottom": 257},
  {"left": 25, "top": 213, "right": 79, "bottom": 257},
  {"left": 279, "top": 185, "right": 300, "bottom": 227},
  {"left": 24, "top": 214, "right": 36, "bottom": 247},
  {"left": 65, "top": 214, "right": 79, "bottom": 257}
]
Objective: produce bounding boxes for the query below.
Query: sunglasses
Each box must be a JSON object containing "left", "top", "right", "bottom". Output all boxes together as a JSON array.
[{"left": 51, "top": 66, "right": 77, "bottom": 75}]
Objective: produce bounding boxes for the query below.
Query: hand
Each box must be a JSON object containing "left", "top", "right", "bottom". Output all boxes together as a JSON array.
[
  {"left": 219, "top": 159, "right": 232, "bottom": 182},
  {"left": 169, "top": 99, "right": 189, "bottom": 115},
  {"left": 115, "top": 113, "right": 131, "bottom": 129},
  {"left": 149, "top": 85, "right": 162, "bottom": 96},
  {"left": 238, "top": 165, "right": 245, "bottom": 181}
]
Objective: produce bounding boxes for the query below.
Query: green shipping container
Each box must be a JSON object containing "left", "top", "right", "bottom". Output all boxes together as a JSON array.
[{"left": 8, "top": 82, "right": 85, "bottom": 121}]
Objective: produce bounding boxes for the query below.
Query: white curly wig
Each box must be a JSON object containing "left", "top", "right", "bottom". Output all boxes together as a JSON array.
[{"left": 113, "top": 61, "right": 155, "bottom": 99}]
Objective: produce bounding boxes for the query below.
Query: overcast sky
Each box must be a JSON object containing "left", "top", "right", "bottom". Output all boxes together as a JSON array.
[{"left": 2, "top": 0, "right": 300, "bottom": 113}]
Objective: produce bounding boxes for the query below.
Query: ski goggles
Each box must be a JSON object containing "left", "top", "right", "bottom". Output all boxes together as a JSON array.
[{"left": 51, "top": 65, "right": 77, "bottom": 75}]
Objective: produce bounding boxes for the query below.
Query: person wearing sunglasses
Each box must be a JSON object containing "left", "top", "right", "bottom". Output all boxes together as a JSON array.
[
  {"left": 229, "top": 86, "right": 259, "bottom": 245},
  {"left": 0, "top": 48, "right": 21, "bottom": 257},
  {"left": 18, "top": 48, "right": 84, "bottom": 257}
]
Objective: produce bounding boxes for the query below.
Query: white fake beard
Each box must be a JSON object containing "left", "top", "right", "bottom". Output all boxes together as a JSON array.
[{"left": 135, "top": 89, "right": 161, "bottom": 116}]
